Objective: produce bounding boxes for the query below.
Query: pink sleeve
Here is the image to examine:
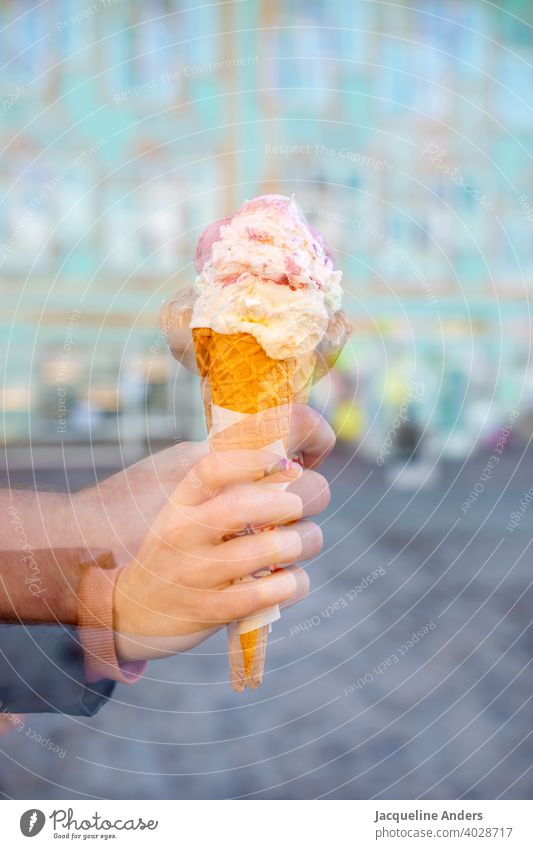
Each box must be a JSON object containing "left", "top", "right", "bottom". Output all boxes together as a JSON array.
[{"left": 77, "top": 562, "right": 146, "bottom": 685}]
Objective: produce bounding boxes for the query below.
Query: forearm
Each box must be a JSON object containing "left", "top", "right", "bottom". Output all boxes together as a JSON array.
[
  {"left": 0, "top": 479, "right": 127, "bottom": 626},
  {"left": 0, "top": 486, "right": 132, "bottom": 573},
  {"left": 1, "top": 442, "right": 207, "bottom": 565},
  {"left": 0, "top": 546, "right": 91, "bottom": 624},
  {"left": 1, "top": 489, "right": 85, "bottom": 552}
]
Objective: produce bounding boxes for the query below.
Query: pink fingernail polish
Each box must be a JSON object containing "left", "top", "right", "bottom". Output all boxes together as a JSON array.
[{"left": 271, "top": 458, "right": 302, "bottom": 475}]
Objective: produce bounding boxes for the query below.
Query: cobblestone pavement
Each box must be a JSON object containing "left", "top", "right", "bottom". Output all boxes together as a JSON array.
[{"left": 1, "top": 448, "right": 533, "bottom": 799}]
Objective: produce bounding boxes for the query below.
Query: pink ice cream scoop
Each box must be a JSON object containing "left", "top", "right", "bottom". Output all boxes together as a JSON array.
[
  {"left": 162, "top": 193, "right": 348, "bottom": 367},
  {"left": 194, "top": 195, "right": 337, "bottom": 277}
]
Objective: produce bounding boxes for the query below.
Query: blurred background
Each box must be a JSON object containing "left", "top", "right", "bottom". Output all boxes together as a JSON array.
[{"left": 1, "top": 0, "right": 533, "bottom": 801}]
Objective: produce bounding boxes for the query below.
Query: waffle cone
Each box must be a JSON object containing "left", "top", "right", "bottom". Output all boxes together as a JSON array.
[
  {"left": 192, "top": 328, "right": 315, "bottom": 691},
  {"left": 239, "top": 628, "right": 262, "bottom": 684}
]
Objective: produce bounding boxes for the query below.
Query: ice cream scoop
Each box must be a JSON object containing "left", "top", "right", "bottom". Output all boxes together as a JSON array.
[
  {"left": 190, "top": 194, "right": 343, "bottom": 359},
  {"left": 161, "top": 194, "right": 349, "bottom": 369}
]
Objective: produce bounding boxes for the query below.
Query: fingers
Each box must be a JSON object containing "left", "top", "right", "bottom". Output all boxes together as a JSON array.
[
  {"left": 174, "top": 449, "right": 302, "bottom": 506},
  {"left": 208, "top": 527, "right": 302, "bottom": 582},
  {"left": 296, "top": 520, "right": 324, "bottom": 559},
  {"left": 280, "top": 565, "right": 310, "bottom": 608},
  {"left": 214, "top": 565, "right": 308, "bottom": 623},
  {"left": 284, "top": 469, "right": 331, "bottom": 516},
  {"left": 288, "top": 405, "right": 336, "bottom": 469},
  {"left": 190, "top": 520, "right": 323, "bottom": 586},
  {"left": 201, "top": 486, "right": 303, "bottom": 540}
]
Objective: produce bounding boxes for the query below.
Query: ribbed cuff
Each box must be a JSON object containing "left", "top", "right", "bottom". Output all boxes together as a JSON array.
[{"left": 78, "top": 562, "right": 146, "bottom": 685}]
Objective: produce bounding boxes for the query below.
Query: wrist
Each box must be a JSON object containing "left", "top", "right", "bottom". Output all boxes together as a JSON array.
[
  {"left": 113, "top": 566, "right": 142, "bottom": 662},
  {"left": 78, "top": 559, "right": 146, "bottom": 682},
  {"left": 1, "top": 490, "right": 85, "bottom": 553}
]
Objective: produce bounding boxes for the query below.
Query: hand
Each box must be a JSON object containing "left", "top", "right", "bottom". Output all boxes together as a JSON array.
[
  {"left": 74, "top": 405, "right": 335, "bottom": 564},
  {"left": 113, "top": 449, "right": 327, "bottom": 662}
]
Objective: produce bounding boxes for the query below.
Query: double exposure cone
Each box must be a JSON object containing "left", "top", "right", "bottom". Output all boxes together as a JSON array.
[{"left": 192, "top": 327, "right": 315, "bottom": 690}]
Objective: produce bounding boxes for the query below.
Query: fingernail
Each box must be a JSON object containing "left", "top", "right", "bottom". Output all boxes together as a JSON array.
[{"left": 268, "top": 458, "right": 303, "bottom": 477}]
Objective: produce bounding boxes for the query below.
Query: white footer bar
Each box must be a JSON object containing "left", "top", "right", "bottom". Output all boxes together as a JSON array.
[{"left": 2, "top": 800, "right": 531, "bottom": 848}]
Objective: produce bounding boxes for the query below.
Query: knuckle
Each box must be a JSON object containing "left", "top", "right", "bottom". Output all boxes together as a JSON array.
[
  {"left": 254, "top": 533, "right": 274, "bottom": 565},
  {"left": 180, "top": 552, "right": 204, "bottom": 585},
  {"left": 195, "top": 452, "right": 216, "bottom": 482},
  {"left": 303, "top": 521, "right": 323, "bottom": 555},
  {"left": 203, "top": 504, "right": 229, "bottom": 537},
  {"left": 298, "top": 473, "right": 330, "bottom": 514},
  {"left": 323, "top": 422, "right": 336, "bottom": 453},
  {"left": 284, "top": 565, "right": 309, "bottom": 600},
  {"left": 228, "top": 584, "right": 254, "bottom": 619},
  {"left": 235, "top": 488, "right": 272, "bottom": 524},
  {"left": 207, "top": 491, "right": 233, "bottom": 520},
  {"left": 161, "top": 508, "right": 187, "bottom": 540},
  {"left": 317, "top": 477, "right": 331, "bottom": 510},
  {"left": 202, "top": 590, "right": 226, "bottom": 624},
  {"left": 230, "top": 498, "right": 249, "bottom": 529},
  {"left": 312, "top": 407, "right": 335, "bottom": 443},
  {"left": 253, "top": 578, "right": 275, "bottom": 608},
  {"left": 287, "top": 492, "right": 304, "bottom": 519},
  {"left": 276, "top": 528, "right": 302, "bottom": 562},
  {"left": 296, "top": 402, "right": 316, "bottom": 431}
]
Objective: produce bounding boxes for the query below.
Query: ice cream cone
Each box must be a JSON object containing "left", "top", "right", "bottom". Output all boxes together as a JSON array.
[
  {"left": 161, "top": 193, "right": 347, "bottom": 692},
  {"left": 193, "top": 327, "right": 315, "bottom": 690}
]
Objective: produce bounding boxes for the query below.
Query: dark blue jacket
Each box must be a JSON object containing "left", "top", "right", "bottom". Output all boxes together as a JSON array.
[{"left": 0, "top": 624, "right": 114, "bottom": 715}]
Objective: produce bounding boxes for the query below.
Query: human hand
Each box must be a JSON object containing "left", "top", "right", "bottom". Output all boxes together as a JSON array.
[
  {"left": 113, "top": 449, "right": 328, "bottom": 662},
  {"left": 74, "top": 405, "right": 336, "bottom": 564}
]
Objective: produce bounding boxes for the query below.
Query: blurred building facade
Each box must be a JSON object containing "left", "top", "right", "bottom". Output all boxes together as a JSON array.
[{"left": 1, "top": 0, "right": 533, "bottom": 462}]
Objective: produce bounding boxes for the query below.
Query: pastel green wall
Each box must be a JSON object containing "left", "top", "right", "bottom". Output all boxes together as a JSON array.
[{"left": 1, "top": 1, "right": 532, "bottom": 448}]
